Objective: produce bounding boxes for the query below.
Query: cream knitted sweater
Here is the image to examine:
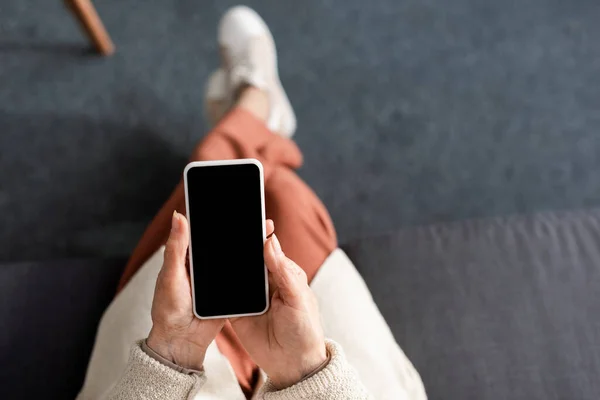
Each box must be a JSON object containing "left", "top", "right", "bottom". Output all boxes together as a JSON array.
[{"left": 108, "top": 339, "right": 370, "bottom": 399}]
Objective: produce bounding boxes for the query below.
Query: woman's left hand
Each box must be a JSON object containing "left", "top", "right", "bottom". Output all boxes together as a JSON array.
[{"left": 146, "top": 211, "right": 224, "bottom": 370}]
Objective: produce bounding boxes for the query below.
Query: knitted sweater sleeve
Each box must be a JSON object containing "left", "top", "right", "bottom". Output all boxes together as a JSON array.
[
  {"left": 107, "top": 339, "right": 371, "bottom": 400},
  {"left": 107, "top": 343, "right": 205, "bottom": 400}
]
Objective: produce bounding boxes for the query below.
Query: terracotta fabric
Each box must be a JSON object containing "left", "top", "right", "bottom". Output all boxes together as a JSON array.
[{"left": 117, "top": 107, "right": 337, "bottom": 397}]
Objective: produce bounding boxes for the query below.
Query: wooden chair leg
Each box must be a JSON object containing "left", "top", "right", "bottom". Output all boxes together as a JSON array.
[{"left": 65, "top": 0, "right": 115, "bottom": 56}]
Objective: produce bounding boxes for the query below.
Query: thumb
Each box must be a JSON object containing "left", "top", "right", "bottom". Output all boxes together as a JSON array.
[
  {"left": 264, "top": 234, "right": 307, "bottom": 305},
  {"left": 162, "top": 211, "right": 190, "bottom": 276}
]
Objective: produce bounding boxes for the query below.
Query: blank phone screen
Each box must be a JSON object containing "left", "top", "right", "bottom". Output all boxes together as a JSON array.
[{"left": 185, "top": 162, "right": 267, "bottom": 318}]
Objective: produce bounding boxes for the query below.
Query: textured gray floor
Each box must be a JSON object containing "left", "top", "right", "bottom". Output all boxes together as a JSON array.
[{"left": 1, "top": 0, "right": 600, "bottom": 261}]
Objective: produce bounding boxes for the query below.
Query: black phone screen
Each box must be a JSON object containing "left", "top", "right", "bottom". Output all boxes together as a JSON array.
[{"left": 185, "top": 162, "right": 267, "bottom": 318}]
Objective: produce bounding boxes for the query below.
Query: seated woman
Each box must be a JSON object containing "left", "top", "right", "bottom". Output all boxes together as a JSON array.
[{"left": 77, "top": 6, "right": 426, "bottom": 399}]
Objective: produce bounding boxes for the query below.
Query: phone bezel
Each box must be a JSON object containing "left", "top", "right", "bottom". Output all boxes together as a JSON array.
[{"left": 183, "top": 158, "right": 269, "bottom": 319}]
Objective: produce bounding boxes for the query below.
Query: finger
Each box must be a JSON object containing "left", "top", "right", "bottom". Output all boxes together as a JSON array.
[
  {"left": 162, "top": 211, "right": 189, "bottom": 277},
  {"left": 265, "top": 219, "right": 275, "bottom": 238},
  {"left": 264, "top": 234, "right": 307, "bottom": 305}
]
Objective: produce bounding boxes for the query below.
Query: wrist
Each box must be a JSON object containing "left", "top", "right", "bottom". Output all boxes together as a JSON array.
[
  {"left": 269, "top": 343, "right": 328, "bottom": 389},
  {"left": 147, "top": 327, "right": 206, "bottom": 371},
  {"left": 146, "top": 328, "right": 175, "bottom": 362}
]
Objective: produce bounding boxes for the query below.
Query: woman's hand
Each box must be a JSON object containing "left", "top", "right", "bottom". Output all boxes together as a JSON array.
[
  {"left": 231, "top": 232, "right": 328, "bottom": 389},
  {"left": 146, "top": 211, "right": 225, "bottom": 370}
]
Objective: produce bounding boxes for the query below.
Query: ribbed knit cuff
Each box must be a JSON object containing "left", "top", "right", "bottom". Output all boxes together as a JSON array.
[{"left": 142, "top": 339, "right": 204, "bottom": 375}]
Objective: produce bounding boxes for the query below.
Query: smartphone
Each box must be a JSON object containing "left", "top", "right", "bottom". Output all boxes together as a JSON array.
[{"left": 183, "top": 159, "right": 269, "bottom": 319}]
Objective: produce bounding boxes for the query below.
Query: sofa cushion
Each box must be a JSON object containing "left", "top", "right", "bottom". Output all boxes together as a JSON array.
[
  {"left": 0, "top": 258, "right": 125, "bottom": 399},
  {"left": 342, "top": 210, "right": 600, "bottom": 400}
]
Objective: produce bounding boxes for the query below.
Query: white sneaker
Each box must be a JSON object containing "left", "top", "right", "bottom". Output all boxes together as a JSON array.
[{"left": 204, "top": 6, "right": 296, "bottom": 138}]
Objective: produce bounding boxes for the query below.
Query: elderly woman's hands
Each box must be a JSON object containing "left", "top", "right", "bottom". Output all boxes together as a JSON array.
[{"left": 146, "top": 211, "right": 327, "bottom": 387}]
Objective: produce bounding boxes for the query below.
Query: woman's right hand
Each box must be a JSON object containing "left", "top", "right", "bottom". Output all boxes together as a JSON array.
[
  {"left": 146, "top": 212, "right": 225, "bottom": 371},
  {"left": 230, "top": 232, "right": 328, "bottom": 389}
]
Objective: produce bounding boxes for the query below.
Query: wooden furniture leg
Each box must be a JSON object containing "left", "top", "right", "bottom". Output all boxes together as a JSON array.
[{"left": 65, "top": 0, "right": 115, "bottom": 56}]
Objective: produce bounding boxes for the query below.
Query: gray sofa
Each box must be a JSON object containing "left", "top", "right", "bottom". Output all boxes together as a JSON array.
[{"left": 2, "top": 209, "right": 600, "bottom": 399}]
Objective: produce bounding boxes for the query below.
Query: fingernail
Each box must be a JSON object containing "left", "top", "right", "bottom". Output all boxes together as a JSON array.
[
  {"left": 271, "top": 233, "right": 283, "bottom": 255},
  {"left": 171, "top": 210, "right": 179, "bottom": 234}
]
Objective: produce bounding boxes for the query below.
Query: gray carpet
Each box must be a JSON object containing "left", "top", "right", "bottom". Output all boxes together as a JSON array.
[{"left": 2, "top": 0, "right": 600, "bottom": 261}]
